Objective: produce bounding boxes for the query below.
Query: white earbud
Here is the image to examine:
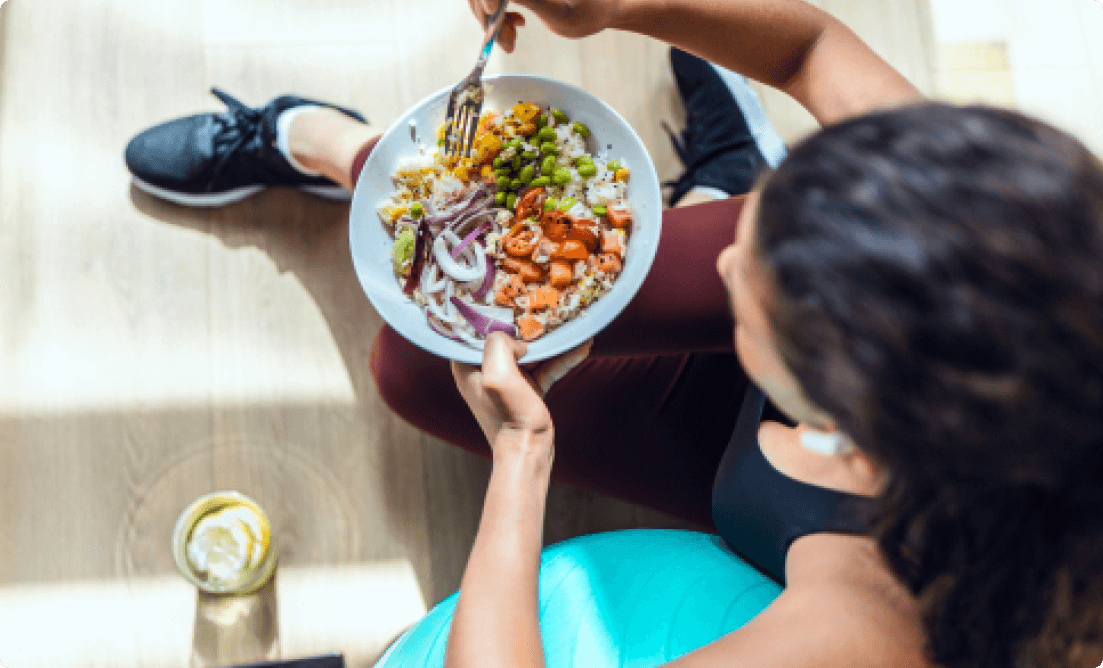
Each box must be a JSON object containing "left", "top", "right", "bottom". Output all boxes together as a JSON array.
[{"left": 798, "top": 430, "right": 854, "bottom": 456}]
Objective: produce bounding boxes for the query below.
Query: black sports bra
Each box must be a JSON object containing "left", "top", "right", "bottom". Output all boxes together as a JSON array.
[{"left": 712, "top": 384, "right": 877, "bottom": 583}]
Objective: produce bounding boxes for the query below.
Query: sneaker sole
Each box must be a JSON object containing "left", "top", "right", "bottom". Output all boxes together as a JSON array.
[
  {"left": 706, "top": 64, "right": 788, "bottom": 169},
  {"left": 131, "top": 176, "right": 350, "bottom": 207}
]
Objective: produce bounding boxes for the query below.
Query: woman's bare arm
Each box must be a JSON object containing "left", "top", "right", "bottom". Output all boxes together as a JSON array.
[{"left": 473, "top": 0, "right": 922, "bottom": 125}]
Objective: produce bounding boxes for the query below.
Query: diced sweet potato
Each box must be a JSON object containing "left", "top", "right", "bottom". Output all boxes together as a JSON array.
[
  {"left": 548, "top": 261, "right": 574, "bottom": 288},
  {"left": 517, "top": 315, "right": 545, "bottom": 342},
  {"left": 551, "top": 240, "right": 589, "bottom": 261},
  {"left": 607, "top": 205, "right": 633, "bottom": 229},
  {"left": 565, "top": 220, "right": 600, "bottom": 251},
  {"left": 501, "top": 256, "right": 546, "bottom": 283},
  {"left": 601, "top": 230, "right": 623, "bottom": 255},
  {"left": 528, "top": 285, "right": 560, "bottom": 311}
]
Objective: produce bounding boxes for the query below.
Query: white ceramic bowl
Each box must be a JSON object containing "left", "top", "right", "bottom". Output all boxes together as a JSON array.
[{"left": 349, "top": 74, "right": 662, "bottom": 364}]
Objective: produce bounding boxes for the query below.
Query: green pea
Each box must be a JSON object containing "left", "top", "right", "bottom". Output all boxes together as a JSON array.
[
  {"left": 521, "top": 150, "right": 537, "bottom": 159},
  {"left": 540, "top": 142, "right": 559, "bottom": 156},
  {"left": 493, "top": 156, "right": 504, "bottom": 168},
  {"left": 410, "top": 202, "right": 425, "bottom": 218},
  {"left": 510, "top": 178, "right": 523, "bottom": 190},
  {"left": 506, "top": 193, "right": 518, "bottom": 210},
  {"left": 495, "top": 167, "right": 511, "bottom": 177},
  {"left": 392, "top": 228, "right": 416, "bottom": 276},
  {"left": 540, "top": 155, "right": 557, "bottom": 176},
  {"left": 536, "top": 114, "right": 549, "bottom": 128},
  {"left": 519, "top": 164, "right": 535, "bottom": 184},
  {"left": 508, "top": 138, "right": 523, "bottom": 149},
  {"left": 538, "top": 127, "right": 558, "bottom": 143},
  {"left": 552, "top": 168, "right": 572, "bottom": 185},
  {"left": 529, "top": 176, "right": 551, "bottom": 188},
  {"left": 437, "top": 138, "right": 445, "bottom": 147},
  {"left": 497, "top": 175, "right": 511, "bottom": 190},
  {"left": 551, "top": 109, "right": 570, "bottom": 125},
  {"left": 606, "top": 160, "right": 621, "bottom": 172},
  {"left": 577, "top": 163, "right": 598, "bottom": 178},
  {"left": 572, "top": 122, "right": 591, "bottom": 138},
  {"left": 558, "top": 196, "right": 576, "bottom": 211},
  {"left": 511, "top": 155, "right": 522, "bottom": 171},
  {"left": 494, "top": 192, "right": 506, "bottom": 206},
  {"left": 592, "top": 205, "right": 607, "bottom": 216},
  {"left": 543, "top": 198, "right": 558, "bottom": 212},
  {"left": 574, "top": 156, "right": 594, "bottom": 167}
]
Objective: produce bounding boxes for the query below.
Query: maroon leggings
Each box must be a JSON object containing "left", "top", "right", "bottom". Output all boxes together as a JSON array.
[{"left": 356, "top": 146, "right": 750, "bottom": 528}]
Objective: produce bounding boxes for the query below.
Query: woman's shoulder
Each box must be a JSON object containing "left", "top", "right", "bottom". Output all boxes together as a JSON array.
[
  {"left": 671, "top": 552, "right": 930, "bottom": 668},
  {"left": 783, "top": 534, "right": 930, "bottom": 667}
]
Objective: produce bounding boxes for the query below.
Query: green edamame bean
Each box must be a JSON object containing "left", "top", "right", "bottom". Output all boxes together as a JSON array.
[
  {"left": 540, "top": 142, "right": 558, "bottom": 156},
  {"left": 537, "top": 127, "right": 557, "bottom": 143},
  {"left": 493, "top": 156, "right": 504, "bottom": 168},
  {"left": 574, "top": 156, "right": 593, "bottom": 167},
  {"left": 410, "top": 202, "right": 425, "bottom": 218},
  {"left": 497, "top": 175, "right": 511, "bottom": 190},
  {"left": 521, "top": 150, "right": 537, "bottom": 160},
  {"left": 572, "top": 122, "right": 590, "bottom": 138},
  {"left": 511, "top": 155, "right": 522, "bottom": 170},
  {"left": 551, "top": 109, "right": 570, "bottom": 124},
  {"left": 529, "top": 176, "right": 551, "bottom": 188},
  {"left": 519, "top": 164, "right": 535, "bottom": 184},
  {"left": 494, "top": 192, "right": 506, "bottom": 206},
  {"left": 536, "top": 114, "right": 549, "bottom": 127},
  {"left": 606, "top": 160, "right": 622, "bottom": 172},
  {"left": 540, "top": 155, "right": 557, "bottom": 176},
  {"left": 506, "top": 193, "right": 518, "bottom": 210},
  {"left": 510, "top": 178, "right": 523, "bottom": 190},
  {"left": 577, "top": 163, "right": 598, "bottom": 178},
  {"left": 552, "top": 168, "right": 572, "bottom": 185},
  {"left": 558, "top": 197, "right": 576, "bottom": 211},
  {"left": 592, "top": 205, "right": 607, "bottom": 216},
  {"left": 543, "top": 198, "right": 558, "bottom": 212}
]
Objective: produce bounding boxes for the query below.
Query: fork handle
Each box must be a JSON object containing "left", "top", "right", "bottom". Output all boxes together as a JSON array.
[{"left": 477, "top": 0, "right": 509, "bottom": 67}]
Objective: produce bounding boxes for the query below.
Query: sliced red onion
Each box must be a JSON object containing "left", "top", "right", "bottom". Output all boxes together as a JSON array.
[
  {"left": 427, "top": 314, "right": 462, "bottom": 341},
  {"left": 454, "top": 327, "right": 487, "bottom": 349},
  {"left": 451, "top": 221, "right": 489, "bottom": 259},
  {"left": 472, "top": 261, "right": 496, "bottom": 301},
  {"left": 434, "top": 231, "right": 485, "bottom": 282},
  {"left": 469, "top": 303, "right": 515, "bottom": 324},
  {"left": 421, "top": 261, "right": 447, "bottom": 294},
  {"left": 450, "top": 296, "right": 518, "bottom": 338}
]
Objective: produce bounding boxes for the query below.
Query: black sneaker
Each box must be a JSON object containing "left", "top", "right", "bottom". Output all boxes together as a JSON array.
[
  {"left": 665, "top": 48, "right": 768, "bottom": 206},
  {"left": 125, "top": 88, "right": 366, "bottom": 207}
]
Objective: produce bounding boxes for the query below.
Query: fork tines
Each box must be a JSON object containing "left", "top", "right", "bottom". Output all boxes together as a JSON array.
[{"left": 445, "top": 88, "right": 483, "bottom": 159}]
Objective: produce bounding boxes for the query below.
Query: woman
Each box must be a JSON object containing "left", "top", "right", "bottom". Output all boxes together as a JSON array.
[{"left": 121, "top": 0, "right": 1103, "bottom": 665}]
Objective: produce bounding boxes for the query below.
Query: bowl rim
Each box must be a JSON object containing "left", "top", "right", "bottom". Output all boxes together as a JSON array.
[{"left": 348, "top": 72, "right": 662, "bottom": 365}]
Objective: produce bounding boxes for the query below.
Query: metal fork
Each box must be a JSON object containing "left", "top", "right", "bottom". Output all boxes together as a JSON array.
[{"left": 443, "top": 1, "right": 509, "bottom": 159}]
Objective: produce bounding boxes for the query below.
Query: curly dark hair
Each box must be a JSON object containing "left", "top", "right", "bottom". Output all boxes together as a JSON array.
[{"left": 755, "top": 103, "right": 1103, "bottom": 668}]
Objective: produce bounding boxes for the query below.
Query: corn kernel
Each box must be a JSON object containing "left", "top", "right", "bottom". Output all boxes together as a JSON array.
[
  {"left": 615, "top": 168, "right": 631, "bottom": 182},
  {"left": 512, "top": 103, "right": 540, "bottom": 122},
  {"left": 481, "top": 164, "right": 494, "bottom": 179},
  {"left": 388, "top": 205, "right": 408, "bottom": 225}
]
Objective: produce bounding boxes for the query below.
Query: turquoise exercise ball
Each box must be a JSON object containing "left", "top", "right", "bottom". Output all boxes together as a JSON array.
[{"left": 375, "top": 529, "right": 781, "bottom": 668}]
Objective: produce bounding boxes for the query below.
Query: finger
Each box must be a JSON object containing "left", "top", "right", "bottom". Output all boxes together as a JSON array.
[
  {"left": 479, "top": 0, "right": 499, "bottom": 15},
  {"left": 499, "top": 21, "right": 517, "bottom": 53},
  {"left": 481, "top": 332, "right": 529, "bottom": 389},
  {"left": 533, "top": 339, "right": 593, "bottom": 394},
  {"left": 498, "top": 13, "right": 524, "bottom": 52}
]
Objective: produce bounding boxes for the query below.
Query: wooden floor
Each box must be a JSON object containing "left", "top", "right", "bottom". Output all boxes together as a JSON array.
[{"left": 0, "top": 0, "right": 1097, "bottom": 666}]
